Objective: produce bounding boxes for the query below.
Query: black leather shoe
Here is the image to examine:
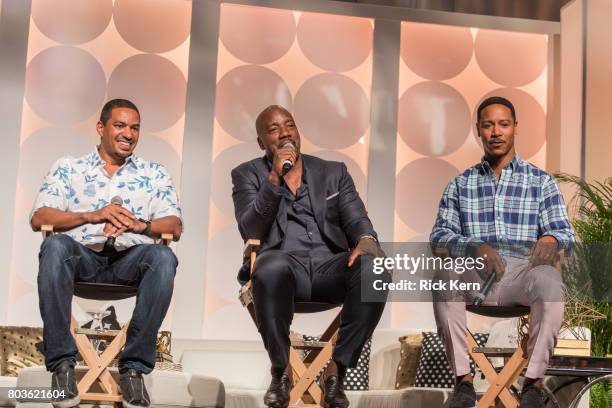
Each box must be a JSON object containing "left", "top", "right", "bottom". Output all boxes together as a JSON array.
[
  {"left": 520, "top": 383, "right": 545, "bottom": 408},
  {"left": 51, "top": 361, "right": 80, "bottom": 408},
  {"left": 119, "top": 369, "right": 150, "bottom": 408},
  {"left": 449, "top": 380, "right": 477, "bottom": 408},
  {"left": 322, "top": 375, "right": 349, "bottom": 408},
  {"left": 263, "top": 373, "right": 291, "bottom": 408}
]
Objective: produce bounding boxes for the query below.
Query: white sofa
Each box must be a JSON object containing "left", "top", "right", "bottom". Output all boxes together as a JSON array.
[
  {"left": 5, "top": 325, "right": 590, "bottom": 408},
  {"left": 172, "top": 325, "right": 591, "bottom": 408},
  {"left": 172, "top": 329, "right": 452, "bottom": 408}
]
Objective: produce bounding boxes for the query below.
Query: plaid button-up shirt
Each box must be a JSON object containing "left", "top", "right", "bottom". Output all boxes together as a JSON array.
[{"left": 430, "top": 154, "right": 575, "bottom": 257}]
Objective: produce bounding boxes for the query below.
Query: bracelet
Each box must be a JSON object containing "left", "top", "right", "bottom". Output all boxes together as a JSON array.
[{"left": 358, "top": 234, "right": 378, "bottom": 244}]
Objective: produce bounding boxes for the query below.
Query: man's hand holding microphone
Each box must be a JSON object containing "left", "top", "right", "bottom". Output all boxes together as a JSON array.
[
  {"left": 268, "top": 141, "right": 297, "bottom": 186},
  {"left": 471, "top": 243, "right": 505, "bottom": 306}
]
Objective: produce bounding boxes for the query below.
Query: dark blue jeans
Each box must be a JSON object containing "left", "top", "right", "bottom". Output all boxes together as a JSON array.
[{"left": 37, "top": 234, "right": 177, "bottom": 374}]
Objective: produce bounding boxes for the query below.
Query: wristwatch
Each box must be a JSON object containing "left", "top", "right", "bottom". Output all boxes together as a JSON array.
[{"left": 138, "top": 218, "right": 152, "bottom": 237}]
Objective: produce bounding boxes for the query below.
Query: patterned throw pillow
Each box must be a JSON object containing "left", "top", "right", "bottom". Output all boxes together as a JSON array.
[
  {"left": 303, "top": 335, "right": 371, "bottom": 390},
  {"left": 0, "top": 326, "right": 44, "bottom": 376},
  {"left": 395, "top": 334, "right": 423, "bottom": 389},
  {"left": 415, "top": 332, "right": 489, "bottom": 388}
]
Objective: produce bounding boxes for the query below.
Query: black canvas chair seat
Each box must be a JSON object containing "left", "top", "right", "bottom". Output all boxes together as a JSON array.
[
  {"left": 74, "top": 282, "right": 138, "bottom": 301},
  {"left": 466, "top": 304, "right": 530, "bottom": 318}
]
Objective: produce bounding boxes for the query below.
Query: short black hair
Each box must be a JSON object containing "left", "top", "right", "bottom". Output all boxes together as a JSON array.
[
  {"left": 476, "top": 96, "right": 516, "bottom": 123},
  {"left": 99, "top": 99, "right": 140, "bottom": 125}
]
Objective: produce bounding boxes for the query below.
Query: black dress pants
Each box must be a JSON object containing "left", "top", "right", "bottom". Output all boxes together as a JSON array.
[{"left": 251, "top": 250, "right": 389, "bottom": 370}]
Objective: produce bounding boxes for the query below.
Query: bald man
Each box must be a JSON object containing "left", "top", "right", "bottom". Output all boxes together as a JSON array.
[{"left": 231, "top": 106, "right": 389, "bottom": 408}]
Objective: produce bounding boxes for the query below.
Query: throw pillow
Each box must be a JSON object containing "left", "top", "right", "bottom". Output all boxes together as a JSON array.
[
  {"left": 415, "top": 331, "right": 489, "bottom": 388},
  {"left": 303, "top": 335, "right": 371, "bottom": 391},
  {"left": 395, "top": 334, "right": 423, "bottom": 389},
  {"left": 0, "top": 326, "right": 44, "bottom": 376}
]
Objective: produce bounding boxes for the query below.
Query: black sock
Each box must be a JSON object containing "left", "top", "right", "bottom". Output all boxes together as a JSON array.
[
  {"left": 271, "top": 366, "right": 285, "bottom": 379},
  {"left": 335, "top": 361, "right": 347, "bottom": 380},
  {"left": 456, "top": 374, "right": 472, "bottom": 384},
  {"left": 524, "top": 377, "right": 540, "bottom": 388}
]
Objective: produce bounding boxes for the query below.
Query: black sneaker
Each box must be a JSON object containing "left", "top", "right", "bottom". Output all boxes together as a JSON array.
[
  {"left": 51, "top": 361, "right": 80, "bottom": 408},
  {"left": 520, "top": 383, "right": 545, "bottom": 408},
  {"left": 119, "top": 369, "right": 150, "bottom": 408},
  {"left": 450, "top": 380, "right": 477, "bottom": 408}
]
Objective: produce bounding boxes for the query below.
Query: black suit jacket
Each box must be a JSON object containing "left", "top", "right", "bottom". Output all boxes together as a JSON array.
[{"left": 231, "top": 154, "right": 377, "bottom": 283}]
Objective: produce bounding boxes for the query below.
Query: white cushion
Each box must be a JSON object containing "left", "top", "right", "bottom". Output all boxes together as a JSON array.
[
  {"left": 225, "top": 388, "right": 452, "bottom": 408},
  {"left": 179, "top": 347, "right": 270, "bottom": 390},
  {"left": 0, "top": 376, "right": 18, "bottom": 407}
]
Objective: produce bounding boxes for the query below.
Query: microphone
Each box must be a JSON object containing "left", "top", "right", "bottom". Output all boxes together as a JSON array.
[
  {"left": 280, "top": 143, "right": 296, "bottom": 176},
  {"left": 473, "top": 271, "right": 496, "bottom": 306},
  {"left": 282, "top": 160, "right": 292, "bottom": 176},
  {"left": 105, "top": 196, "right": 123, "bottom": 248}
]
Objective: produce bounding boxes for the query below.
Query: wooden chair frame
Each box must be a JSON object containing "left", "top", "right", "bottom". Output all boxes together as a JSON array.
[
  {"left": 467, "top": 308, "right": 529, "bottom": 408},
  {"left": 434, "top": 247, "right": 563, "bottom": 408},
  {"left": 41, "top": 224, "right": 173, "bottom": 404},
  {"left": 239, "top": 239, "right": 341, "bottom": 407}
]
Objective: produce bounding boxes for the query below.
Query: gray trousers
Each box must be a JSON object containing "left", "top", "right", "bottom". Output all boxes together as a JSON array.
[{"left": 433, "top": 256, "right": 564, "bottom": 379}]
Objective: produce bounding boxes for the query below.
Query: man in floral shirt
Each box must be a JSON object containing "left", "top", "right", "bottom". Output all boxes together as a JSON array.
[{"left": 30, "top": 99, "right": 182, "bottom": 408}]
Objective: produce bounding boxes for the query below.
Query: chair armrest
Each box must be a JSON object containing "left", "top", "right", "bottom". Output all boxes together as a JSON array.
[
  {"left": 157, "top": 233, "right": 174, "bottom": 247},
  {"left": 243, "top": 239, "right": 260, "bottom": 259},
  {"left": 242, "top": 239, "right": 261, "bottom": 281},
  {"left": 41, "top": 225, "right": 54, "bottom": 239},
  {"left": 42, "top": 224, "right": 173, "bottom": 247}
]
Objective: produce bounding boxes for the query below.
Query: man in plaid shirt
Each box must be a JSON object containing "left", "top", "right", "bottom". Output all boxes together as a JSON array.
[{"left": 430, "top": 96, "right": 574, "bottom": 408}]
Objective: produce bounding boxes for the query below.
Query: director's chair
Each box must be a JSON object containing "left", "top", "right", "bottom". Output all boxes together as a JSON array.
[
  {"left": 435, "top": 247, "right": 563, "bottom": 408},
  {"left": 239, "top": 239, "right": 341, "bottom": 407},
  {"left": 41, "top": 225, "right": 173, "bottom": 404}
]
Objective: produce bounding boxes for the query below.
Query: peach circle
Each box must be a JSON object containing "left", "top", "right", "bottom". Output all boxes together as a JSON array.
[
  {"left": 215, "top": 65, "right": 293, "bottom": 142},
  {"left": 395, "top": 158, "right": 459, "bottom": 233},
  {"left": 398, "top": 81, "right": 471, "bottom": 157},
  {"left": 107, "top": 54, "right": 187, "bottom": 132},
  {"left": 294, "top": 73, "right": 369, "bottom": 149},
  {"left": 297, "top": 12, "right": 372, "bottom": 72},
  {"left": 472, "top": 88, "right": 546, "bottom": 160},
  {"left": 25, "top": 46, "right": 107, "bottom": 124},
  {"left": 207, "top": 224, "right": 245, "bottom": 285},
  {"left": 19, "top": 126, "right": 98, "bottom": 196},
  {"left": 211, "top": 142, "right": 263, "bottom": 218},
  {"left": 401, "top": 22, "right": 473, "bottom": 80},
  {"left": 113, "top": 0, "right": 192, "bottom": 53},
  {"left": 220, "top": 4, "right": 296, "bottom": 64},
  {"left": 31, "top": 0, "right": 113, "bottom": 45},
  {"left": 475, "top": 29, "right": 547, "bottom": 87},
  {"left": 134, "top": 134, "right": 182, "bottom": 185}
]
